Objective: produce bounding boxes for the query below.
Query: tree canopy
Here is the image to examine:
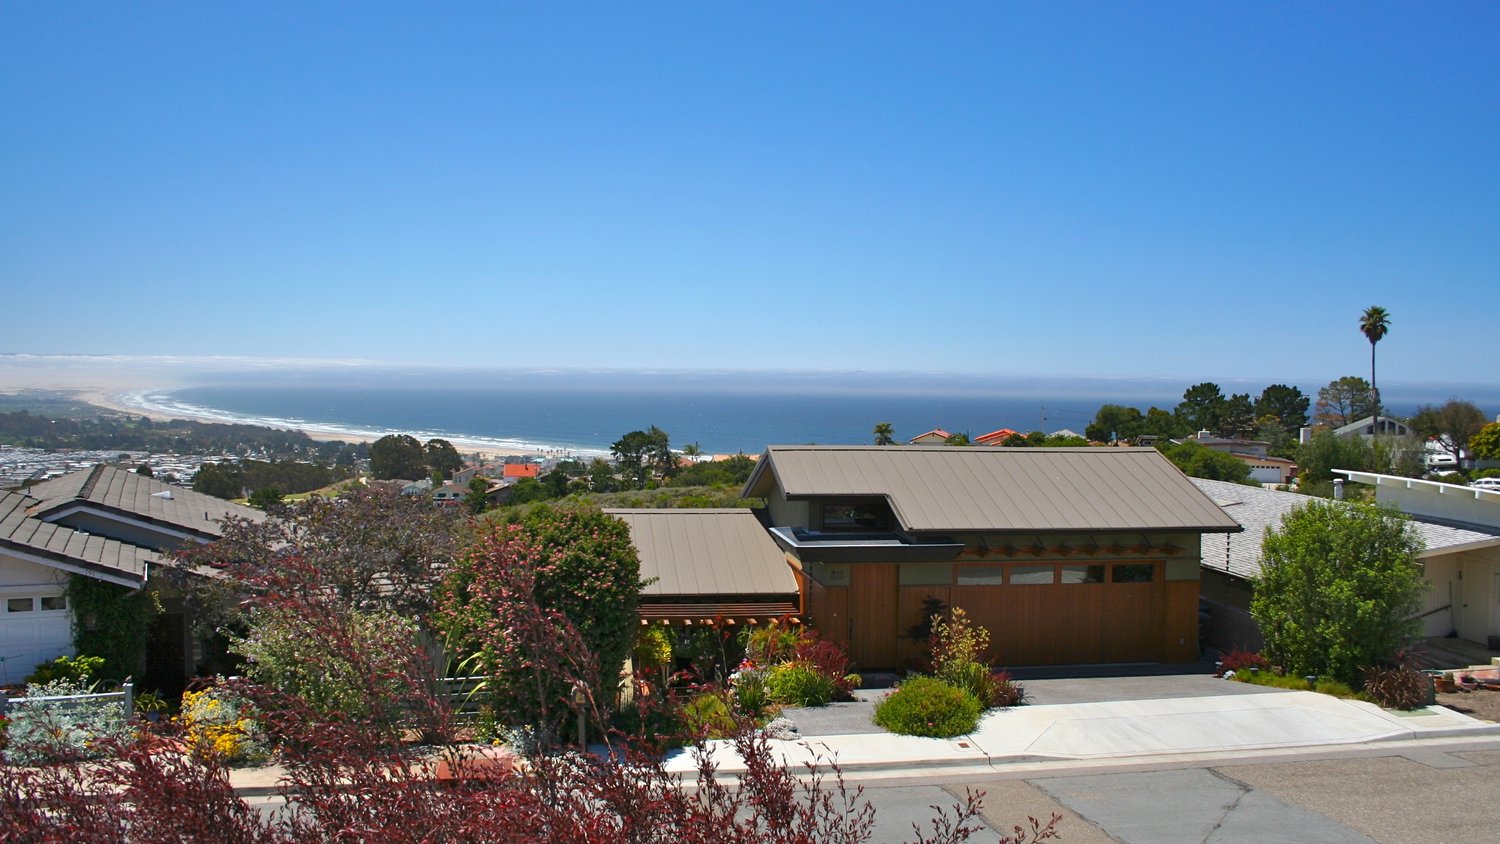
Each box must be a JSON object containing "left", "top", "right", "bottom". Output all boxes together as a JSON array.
[
  {"left": 1314, "top": 377, "right": 1375, "bottom": 428},
  {"left": 423, "top": 438, "right": 464, "bottom": 478},
  {"left": 1158, "top": 441, "right": 1254, "bottom": 484},
  {"left": 610, "top": 426, "right": 675, "bottom": 487},
  {"left": 370, "top": 434, "right": 428, "bottom": 480},
  {"left": 1250, "top": 500, "right": 1425, "bottom": 685},
  {"left": 1175, "top": 382, "right": 1225, "bottom": 435},
  {"left": 1471, "top": 422, "right": 1500, "bottom": 462},
  {"left": 1410, "top": 399, "right": 1487, "bottom": 467}
]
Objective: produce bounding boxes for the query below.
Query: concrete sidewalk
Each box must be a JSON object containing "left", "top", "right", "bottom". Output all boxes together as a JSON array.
[
  {"left": 224, "top": 691, "right": 1500, "bottom": 795},
  {"left": 661, "top": 690, "right": 1500, "bottom": 777}
]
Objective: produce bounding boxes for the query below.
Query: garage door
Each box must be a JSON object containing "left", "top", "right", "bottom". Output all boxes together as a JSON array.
[{"left": 0, "top": 594, "right": 74, "bottom": 685}]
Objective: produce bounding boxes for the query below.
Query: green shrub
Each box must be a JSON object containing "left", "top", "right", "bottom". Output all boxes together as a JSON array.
[
  {"left": 232, "top": 605, "right": 421, "bottom": 734},
  {"left": 873, "top": 677, "right": 982, "bottom": 738},
  {"left": 765, "top": 661, "right": 836, "bottom": 707},
  {"left": 730, "top": 665, "right": 770, "bottom": 717},
  {"left": 25, "top": 654, "right": 105, "bottom": 686},
  {"left": 682, "top": 690, "right": 737, "bottom": 738}
]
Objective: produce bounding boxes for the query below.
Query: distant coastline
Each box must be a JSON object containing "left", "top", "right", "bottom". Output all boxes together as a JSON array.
[
  {"left": 4, "top": 356, "right": 1497, "bottom": 460},
  {"left": 90, "top": 389, "right": 570, "bottom": 460}
]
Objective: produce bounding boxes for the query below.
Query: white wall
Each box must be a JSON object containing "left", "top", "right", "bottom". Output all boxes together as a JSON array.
[{"left": 0, "top": 554, "right": 73, "bottom": 685}]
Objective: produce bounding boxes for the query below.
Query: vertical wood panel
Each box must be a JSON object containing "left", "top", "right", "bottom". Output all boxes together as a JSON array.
[
  {"left": 1161, "top": 580, "right": 1199, "bottom": 663},
  {"left": 850, "top": 565, "right": 900, "bottom": 668},
  {"left": 897, "top": 585, "right": 952, "bottom": 667}
]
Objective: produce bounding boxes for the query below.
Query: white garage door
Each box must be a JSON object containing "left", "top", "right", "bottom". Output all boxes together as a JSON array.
[{"left": 0, "top": 594, "right": 74, "bottom": 686}]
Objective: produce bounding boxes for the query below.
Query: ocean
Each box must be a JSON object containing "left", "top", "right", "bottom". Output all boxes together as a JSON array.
[{"left": 113, "top": 370, "right": 1496, "bottom": 457}]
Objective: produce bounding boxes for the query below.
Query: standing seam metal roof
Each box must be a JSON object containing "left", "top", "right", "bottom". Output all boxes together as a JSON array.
[
  {"left": 603, "top": 508, "right": 799, "bottom": 598},
  {"left": 744, "top": 446, "right": 1242, "bottom": 533}
]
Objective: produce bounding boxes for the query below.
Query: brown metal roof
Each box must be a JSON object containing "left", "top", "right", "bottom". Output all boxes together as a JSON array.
[
  {"left": 28, "top": 464, "right": 263, "bottom": 538},
  {"left": 603, "top": 508, "right": 799, "bottom": 598},
  {"left": 744, "top": 445, "right": 1243, "bottom": 534},
  {"left": 0, "top": 490, "right": 154, "bottom": 584}
]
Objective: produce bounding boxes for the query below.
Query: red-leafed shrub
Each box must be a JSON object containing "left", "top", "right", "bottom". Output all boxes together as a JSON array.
[
  {"left": 1362, "top": 665, "right": 1429, "bottom": 710},
  {"left": 1218, "top": 648, "right": 1270, "bottom": 675}
]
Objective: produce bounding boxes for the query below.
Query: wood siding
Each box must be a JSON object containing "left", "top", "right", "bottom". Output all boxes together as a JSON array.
[
  {"left": 849, "top": 566, "right": 899, "bottom": 667},
  {"left": 837, "top": 560, "right": 1192, "bottom": 668}
]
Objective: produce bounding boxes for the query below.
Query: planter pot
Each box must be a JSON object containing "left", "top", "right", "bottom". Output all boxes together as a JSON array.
[{"left": 1436, "top": 678, "right": 1458, "bottom": 693}]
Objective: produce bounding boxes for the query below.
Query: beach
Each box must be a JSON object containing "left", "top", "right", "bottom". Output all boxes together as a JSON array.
[{"left": 0, "top": 366, "right": 550, "bottom": 462}]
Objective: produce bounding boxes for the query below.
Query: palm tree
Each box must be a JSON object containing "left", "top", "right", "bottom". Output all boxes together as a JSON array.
[
  {"left": 1360, "top": 306, "right": 1390, "bottom": 433},
  {"left": 872, "top": 422, "right": 895, "bottom": 446}
]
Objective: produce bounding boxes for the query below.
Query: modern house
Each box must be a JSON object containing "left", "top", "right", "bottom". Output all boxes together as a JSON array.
[
  {"left": 741, "top": 446, "right": 1242, "bottom": 669},
  {"left": 1332, "top": 416, "right": 1414, "bottom": 440},
  {"left": 604, "top": 508, "right": 800, "bottom": 628},
  {"left": 1, "top": 465, "right": 262, "bottom": 687},
  {"left": 1194, "top": 476, "right": 1500, "bottom": 652}
]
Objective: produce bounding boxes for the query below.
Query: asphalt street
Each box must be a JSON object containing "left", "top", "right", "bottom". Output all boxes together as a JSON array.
[{"left": 858, "top": 738, "right": 1500, "bottom": 843}]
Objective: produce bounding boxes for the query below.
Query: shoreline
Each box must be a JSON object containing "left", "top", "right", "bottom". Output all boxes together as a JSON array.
[{"left": 67, "top": 388, "right": 561, "bottom": 462}]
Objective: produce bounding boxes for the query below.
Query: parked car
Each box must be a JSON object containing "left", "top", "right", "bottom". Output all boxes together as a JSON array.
[{"left": 1471, "top": 478, "right": 1500, "bottom": 492}]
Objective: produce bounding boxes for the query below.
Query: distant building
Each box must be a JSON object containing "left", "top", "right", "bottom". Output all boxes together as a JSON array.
[
  {"left": 908, "top": 429, "right": 951, "bottom": 445},
  {"left": 975, "top": 428, "right": 1019, "bottom": 446}
]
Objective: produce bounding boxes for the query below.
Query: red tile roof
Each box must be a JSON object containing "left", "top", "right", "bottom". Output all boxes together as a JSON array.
[{"left": 502, "top": 463, "right": 539, "bottom": 479}]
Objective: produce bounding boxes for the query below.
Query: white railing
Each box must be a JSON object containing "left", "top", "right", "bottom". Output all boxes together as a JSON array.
[{"left": 0, "top": 682, "right": 134, "bottom": 721}]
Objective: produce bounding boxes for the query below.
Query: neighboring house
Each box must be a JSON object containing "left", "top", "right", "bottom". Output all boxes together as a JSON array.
[
  {"left": 604, "top": 508, "right": 800, "bottom": 629},
  {"left": 1193, "top": 477, "right": 1500, "bottom": 653},
  {"left": 1332, "top": 416, "right": 1413, "bottom": 440},
  {"left": 1, "top": 465, "right": 262, "bottom": 687},
  {"left": 502, "top": 463, "right": 540, "bottom": 481},
  {"left": 1186, "top": 433, "right": 1297, "bottom": 484},
  {"left": 908, "top": 429, "right": 952, "bottom": 445},
  {"left": 432, "top": 481, "right": 468, "bottom": 507},
  {"left": 742, "top": 446, "right": 1241, "bottom": 669},
  {"left": 400, "top": 478, "right": 434, "bottom": 496},
  {"left": 975, "top": 429, "right": 1019, "bottom": 447}
]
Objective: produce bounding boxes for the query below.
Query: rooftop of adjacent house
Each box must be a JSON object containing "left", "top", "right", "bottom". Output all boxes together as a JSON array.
[
  {"left": 744, "top": 445, "right": 1243, "bottom": 535},
  {"left": 1333, "top": 415, "right": 1413, "bottom": 437},
  {"left": 0, "top": 488, "right": 155, "bottom": 586},
  {"left": 603, "top": 508, "right": 798, "bottom": 599},
  {"left": 975, "top": 428, "right": 1019, "bottom": 445},
  {"left": 1192, "top": 477, "right": 1500, "bottom": 581},
  {"left": 25, "top": 464, "right": 262, "bottom": 538}
]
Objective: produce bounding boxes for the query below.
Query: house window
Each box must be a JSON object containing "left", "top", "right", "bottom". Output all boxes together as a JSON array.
[
  {"left": 7, "top": 598, "right": 35, "bottom": 613},
  {"left": 1059, "top": 565, "right": 1105, "bottom": 584},
  {"left": 1010, "top": 566, "right": 1054, "bottom": 585},
  {"left": 1112, "top": 564, "right": 1156, "bottom": 583},
  {"left": 956, "top": 565, "right": 1004, "bottom": 586},
  {"left": 818, "top": 498, "right": 893, "bottom": 532},
  {"left": 40, "top": 595, "right": 68, "bottom": 611}
]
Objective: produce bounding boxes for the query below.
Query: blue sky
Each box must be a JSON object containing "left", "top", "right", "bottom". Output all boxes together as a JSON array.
[{"left": 3, "top": 2, "right": 1497, "bottom": 387}]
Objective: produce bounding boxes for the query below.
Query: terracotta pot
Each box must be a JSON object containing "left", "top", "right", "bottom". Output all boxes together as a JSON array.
[{"left": 1435, "top": 678, "right": 1458, "bottom": 693}]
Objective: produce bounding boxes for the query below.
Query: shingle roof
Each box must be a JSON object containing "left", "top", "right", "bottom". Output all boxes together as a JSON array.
[
  {"left": 744, "top": 446, "right": 1242, "bottom": 534},
  {"left": 604, "top": 508, "right": 799, "bottom": 598},
  {"left": 1192, "top": 477, "right": 1500, "bottom": 581},
  {"left": 0, "top": 489, "right": 154, "bottom": 584},
  {"left": 27, "top": 464, "right": 262, "bottom": 538}
]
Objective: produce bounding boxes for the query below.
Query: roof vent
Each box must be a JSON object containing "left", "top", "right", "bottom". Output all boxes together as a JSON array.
[{"left": 151, "top": 490, "right": 173, "bottom": 500}]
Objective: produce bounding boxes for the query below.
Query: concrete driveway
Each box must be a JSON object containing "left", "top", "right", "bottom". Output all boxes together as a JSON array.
[{"left": 782, "top": 662, "right": 1280, "bottom": 738}]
